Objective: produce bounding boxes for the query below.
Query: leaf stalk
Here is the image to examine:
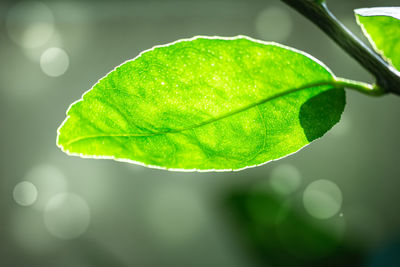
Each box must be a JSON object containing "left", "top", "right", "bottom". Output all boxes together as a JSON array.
[{"left": 334, "top": 78, "right": 384, "bottom": 96}]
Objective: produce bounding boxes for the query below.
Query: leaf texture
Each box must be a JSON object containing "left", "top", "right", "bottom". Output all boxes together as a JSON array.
[
  {"left": 57, "top": 36, "right": 345, "bottom": 171},
  {"left": 356, "top": 7, "right": 400, "bottom": 71}
]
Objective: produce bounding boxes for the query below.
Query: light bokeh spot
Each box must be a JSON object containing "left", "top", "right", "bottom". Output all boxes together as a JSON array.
[
  {"left": 303, "top": 180, "right": 343, "bottom": 219},
  {"left": 44, "top": 193, "right": 90, "bottom": 239},
  {"left": 13, "top": 181, "right": 38, "bottom": 206},
  {"left": 255, "top": 7, "right": 293, "bottom": 43},
  {"left": 25, "top": 164, "right": 68, "bottom": 210},
  {"left": 40, "top": 47, "right": 70, "bottom": 77},
  {"left": 23, "top": 30, "right": 63, "bottom": 62},
  {"left": 6, "top": 1, "right": 54, "bottom": 48},
  {"left": 269, "top": 164, "right": 302, "bottom": 195}
]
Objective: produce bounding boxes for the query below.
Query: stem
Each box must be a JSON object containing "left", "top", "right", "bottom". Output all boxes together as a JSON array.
[{"left": 280, "top": 0, "right": 400, "bottom": 95}]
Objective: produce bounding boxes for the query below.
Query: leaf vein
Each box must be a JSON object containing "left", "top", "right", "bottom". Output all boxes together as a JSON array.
[{"left": 64, "top": 80, "right": 337, "bottom": 147}]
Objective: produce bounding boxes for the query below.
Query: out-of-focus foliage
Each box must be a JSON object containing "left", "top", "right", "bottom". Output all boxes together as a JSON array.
[{"left": 224, "top": 184, "right": 363, "bottom": 267}]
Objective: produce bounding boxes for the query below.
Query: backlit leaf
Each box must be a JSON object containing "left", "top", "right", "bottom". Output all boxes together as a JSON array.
[
  {"left": 355, "top": 7, "right": 400, "bottom": 71},
  {"left": 57, "top": 36, "right": 345, "bottom": 171}
]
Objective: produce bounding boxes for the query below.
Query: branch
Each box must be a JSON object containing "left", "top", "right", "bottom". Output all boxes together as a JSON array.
[{"left": 280, "top": 0, "right": 400, "bottom": 95}]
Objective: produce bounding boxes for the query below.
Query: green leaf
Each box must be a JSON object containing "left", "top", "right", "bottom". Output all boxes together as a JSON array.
[
  {"left": 57, "top": 36, "right": 345, "bottom": 171},
  {"left": 355, "top": 7, "right": 400, "bottom": 71}
]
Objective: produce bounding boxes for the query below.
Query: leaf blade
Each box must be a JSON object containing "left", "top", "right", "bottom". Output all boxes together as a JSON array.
[
  {"left": 355, "top": 7, "right": 400, "bottom": 71},
  {"left": 57, "top": 36, "right": 345, "bottom": 171}
]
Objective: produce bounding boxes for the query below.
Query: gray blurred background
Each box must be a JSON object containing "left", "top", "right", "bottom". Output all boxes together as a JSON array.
[{"left": 1, "top": 0, "right": 400, "bottom": 266}]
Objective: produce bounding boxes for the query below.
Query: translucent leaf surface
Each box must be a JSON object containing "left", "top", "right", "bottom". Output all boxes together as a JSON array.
[
  {"left": 356, "top": 7, "right": 400, "bottom": 71},
  {"left": 57, "top": 36, "right": 345, "bottom": 171}
]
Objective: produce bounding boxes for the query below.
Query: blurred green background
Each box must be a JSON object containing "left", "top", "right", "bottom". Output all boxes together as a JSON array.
[{"left": 1, "top": 0, "right": 400, "bottom": 266}]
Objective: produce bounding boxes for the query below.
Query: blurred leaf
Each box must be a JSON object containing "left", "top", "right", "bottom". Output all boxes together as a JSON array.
[
  {"left": 57, "top": 36, "right": 345, "bottom": 171},
  {"left": 355, "top": 7, "right": 400, "bottom": 70},
  {"left": 224, "top": 185, "right": 363, "bottom": 266}
]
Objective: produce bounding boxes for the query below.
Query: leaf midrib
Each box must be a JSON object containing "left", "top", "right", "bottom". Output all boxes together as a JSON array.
[{"left": 63, "top": 80, "right": 338, "bottom": 147}]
